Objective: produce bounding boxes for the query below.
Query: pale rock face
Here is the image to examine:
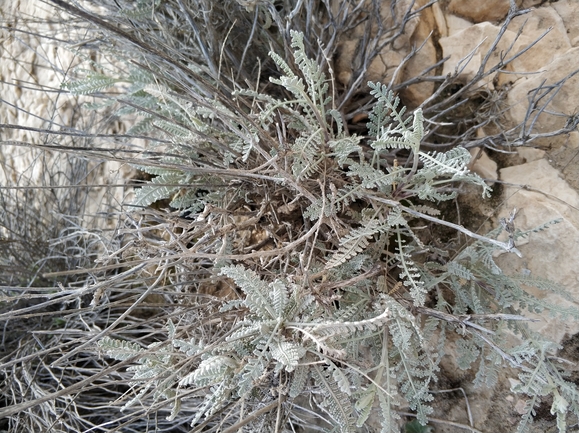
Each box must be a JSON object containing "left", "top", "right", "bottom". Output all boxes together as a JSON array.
[
  {"left": 0, "top": 0, "right": 131, "bottom": 231},
  {"left": 506, "top": 47, "right": 579, "bottom": 147},
  {"left": 431, "top": 2, "right": 447, "bottom": 38},
  {"left": 447, "top": 0, "right": 517, "bottom": 23},
  {"left": 505, "top": 6, "right": 572, "bottom": 76},
  {"left": 439, "top": 6, "right": 571, "bottom": 90},
  {"left": 521, "top": 0, "right": 545, "bottom": 7},
  {"left": 496, "top": 159, "right": 579, "bottom": 344},
  {"left": 399, "top": 0, "right": 438, "bottom": 108},
  {"left": 334, "top": 39, "right": 358, "bottom": 86},
  {"left": 516, "top": 147, "right": 545, "bottom": 163},
  {"left": 499, "top": 8, "right": 571, "bottom": 89},
  {"left": 439, "top": 22, "right": 512, "bottom": 88},
  {"left": 444, "top": 13, "right": 473, "bottom": 35},
  {"left": 551, "top": 0, "right": 579, "bottom": 47},
  {"left": 469, "top": 147, "right": 498, "bottom": 182},
  {"left": 547, "top": 131, "right": 579, "bottom": 192}
]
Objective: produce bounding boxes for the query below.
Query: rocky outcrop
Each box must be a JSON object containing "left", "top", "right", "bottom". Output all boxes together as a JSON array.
[
  {"left": 0, "top": 1, "right": 130, "bottom": 232},
  {"left": 506, "top": 46, "right": 579, "bottom": 148},
  {"left": 446, "top": 0, "right": 517, "bottom": 23},
  {"left": 439, "top": 6, "right": 572, "bottom": 89},
  {"left": 469, "top": 147, "right": 498, "bottom": 182},
  {"left": 398, "top": 0, "right": 438, "bottom": 107},
  {"left": 552, "top": 0, "right": 579, "bottom": 47},
  {"left": 496, "top": 157, "right": 579, "bottom": 344}
]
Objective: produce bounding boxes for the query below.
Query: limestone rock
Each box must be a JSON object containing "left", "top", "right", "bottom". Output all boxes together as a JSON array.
[
  {"left": 516, "top": 147, "right": 545, "bottom": 163},
  {"left": 431, "top": 1, "right": 447, "bottom": 38},
  {"left": 439, "top": 7, "right": 571, "bottom": 89},
  {"left": 506, "top": 6, "right": 572, "bottom": 76},
  {"left": 495, "top": 159, "right": 579, "bottom": 344},
  {"left": 398, "top": 0, "right": 438, "bottom": 107},
  {"left": 439, "top": 22, "right": 510, "bottom": 88},
  {"left": 336, "top": 40, "right": 406, "bottom": 86},
  {"left": 551, "top": 0, "right": 579, "bottom": 47},
  {"left": 447, "top": 0, "right": 514, "bottom": 23},
  {"left": 0, "top": 0, "right": 131, "bottom": 230},
  {"left": 546, "top": 131, "right": 579, "bottom": 192},
  {"left": 368, "top": 48, "right": 405, "bottom": 87},
  {"left": 335, "top": 39, "right": 406, "bottom": 88},
  {"left": 444, "top": 13, "right": 473, "bottom": 36},
  {"left": 521, "top": 0, "right": 544, "bottom": 7},
  {"left": 469, "top": 147, "right": 498, "bottom": 182},
  {"left": 506, "top": 47, "right": 579, "bottom": 147}
]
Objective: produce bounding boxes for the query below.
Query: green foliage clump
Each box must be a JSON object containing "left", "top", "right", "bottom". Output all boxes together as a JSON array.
[{"left": 68, "top": 29, "right": 579, "bottom": 433}]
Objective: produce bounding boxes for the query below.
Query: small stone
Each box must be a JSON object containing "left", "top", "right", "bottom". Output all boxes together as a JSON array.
[
  {"left": 514, "top": 399, "right": 527, "bottom": 415},
  {"left": 516, "top": 147, "right": 546, "bottom": 163},
  {"left": 445, "top": 13, "right": 472, "bottom": 35},
  {"left": 447, "top": 0, "right": 515, "bottom": 23},
  {"left": 469, "top": 147, "right": 498, "bottom": 183}
]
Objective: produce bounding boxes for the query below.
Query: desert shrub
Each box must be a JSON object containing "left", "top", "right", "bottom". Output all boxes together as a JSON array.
[
  {"left": 2, "top": 1, "right": 579, "bottom": 433},
  {"left": 66, "top": 25, "right": 579, "bottom": 433}
]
